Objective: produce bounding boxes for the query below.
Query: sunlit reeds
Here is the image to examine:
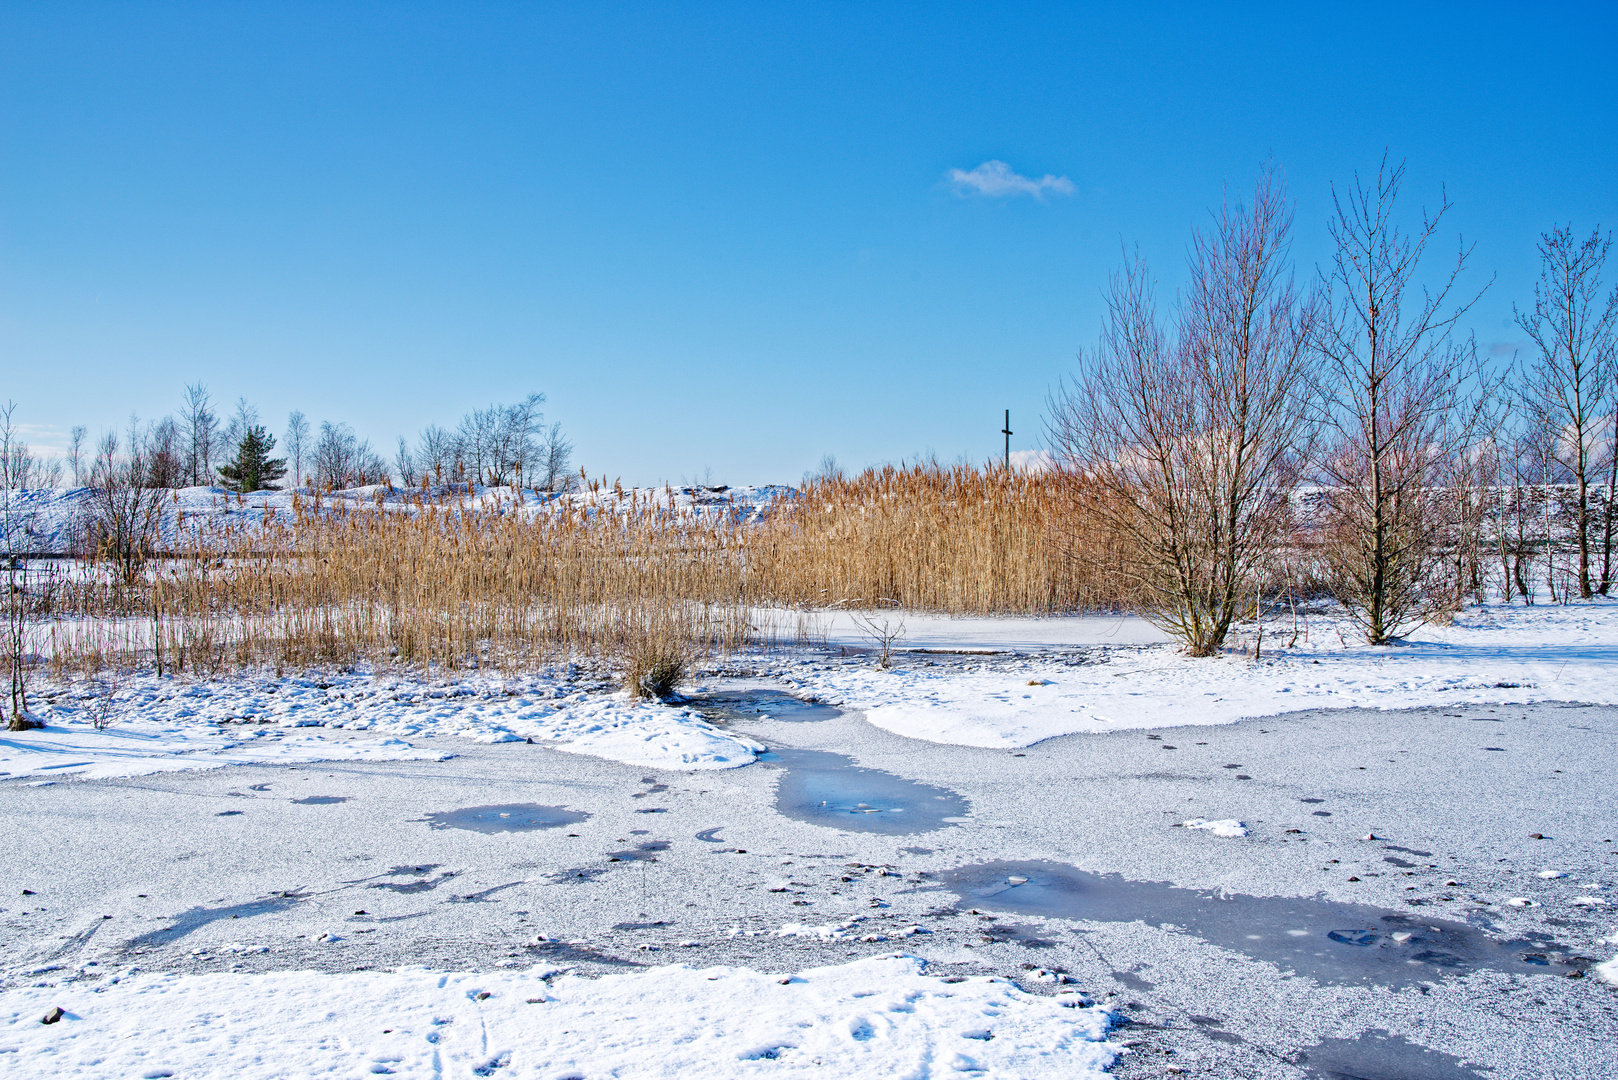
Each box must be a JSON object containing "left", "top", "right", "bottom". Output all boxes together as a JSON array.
[{"left": 29, "top": 464, "right": 1138, "bottom": 680}]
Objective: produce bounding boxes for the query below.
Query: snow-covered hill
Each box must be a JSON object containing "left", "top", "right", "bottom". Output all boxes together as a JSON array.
[{"left": 0, "top": 483, "right": 799, "bottom": 555}]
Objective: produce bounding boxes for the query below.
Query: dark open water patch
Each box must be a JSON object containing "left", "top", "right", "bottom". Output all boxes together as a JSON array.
[
  {"left": 689, "top": 689, "right": 843, "bottom": 724},
  {"left": 291, "top": 795, "right": 351, "bottom": 805},
  {"left": 944, "top": 860, "right": 1584, "bottom": 988},
  {"left": 764, "top": 748, "right": 969, "bottom": 835},
  {"left": 420, "top": 804, "right": 589, "bottom": 834},
  {"left": 1293, "top": 1029, "right": 1491, "bottom": 1079}
]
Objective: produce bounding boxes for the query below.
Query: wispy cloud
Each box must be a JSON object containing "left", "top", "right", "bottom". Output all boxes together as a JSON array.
[
  {"left": 1488, "top": 341, "right": 1526, "bottom": 357},
  {"left": 946, "top": 160, "right": 1074, "bottom": 199}
]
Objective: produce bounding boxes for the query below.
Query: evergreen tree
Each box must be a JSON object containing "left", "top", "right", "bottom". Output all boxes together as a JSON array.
[{"left": 217, "top": 425, "right": 287, "bottom": 493}]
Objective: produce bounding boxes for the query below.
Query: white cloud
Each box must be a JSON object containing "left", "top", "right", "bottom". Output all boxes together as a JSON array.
[
  {"left": 1009, "top": 449, "right": 1056, "bottom": 473},
  {"left": 947, "top": 160, "right": 1074, "bottom": 199}
]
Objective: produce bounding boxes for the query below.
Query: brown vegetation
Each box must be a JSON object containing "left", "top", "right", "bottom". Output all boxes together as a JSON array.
[{"left": 28, "top": 466, "right": 1135, "bottom": 682}]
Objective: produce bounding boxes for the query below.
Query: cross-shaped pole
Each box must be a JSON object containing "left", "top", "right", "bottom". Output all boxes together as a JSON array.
[{"left": 1001, "top": 409, "right": 1012, "bottom": 470}]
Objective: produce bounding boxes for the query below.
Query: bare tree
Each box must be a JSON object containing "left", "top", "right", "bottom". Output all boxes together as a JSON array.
[
  {"left": 312, "top": 421, "right": 388, "bottom": 489},
  {"left": 1049, "top": 169, "right": 1318, "bottom": 655},
  {"left": 180, "top": 383, "right": 220, "bottom": 487},
  {"left": 1517, "top": 226, "right": 1616, "bottom": 598},
  {"left": 219, "top": 397, "right": 260, "bottom": 460},
  {"left": 1, "top": 437, "right": 64, "bottom": 491},
  {"left": 536, "top": 422, "right": 574, "bottom": 491},
  {"left": 1520, "top": 229, "right": 1611, "bottom": 599},
  {"left": 502, "top": 393, "right": 546, "bottom": 482},
  {"left": 1490, "top": 390, "right": 1539, "bottom": 603},
  {"left": 394, "top": 437, "right": 419, "bottom": 487},
  {"left": 803, "top": 453, "right": 844, "bottom": 488},
  {"left": 285, "top": 410, "right": 310, "bottom": 491},
  {"left": 68, "top": 425, "right": 88, "bottom": 486},
  {"left": 454, "top": 394, "right": 548, "bottom": 485},
  {"left": 144, "top": 416, "right": 185, "bottom": 489},
  {"left": 1313, "top": 159, "right": 1488, "bottom": 643},
  {"left": 85, "top": 422, "right": 168, "bottom": 586}
]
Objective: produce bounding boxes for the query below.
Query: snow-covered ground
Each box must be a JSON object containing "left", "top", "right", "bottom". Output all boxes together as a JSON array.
[
  {"left": 795, "top": 600, "right": 1618, "bottom": 748},
  {"left": 6, "top": 670, "right": 762, "bottom": 782},
  {"left": 0, "top": 955, "right": 1115, "bottom": 1079},
  {"left": 5, "top": 596, "right": 1618, "bottom": 1076},
  {"left": 765, "top": 608, "right": 1168, "bottom": 651}
]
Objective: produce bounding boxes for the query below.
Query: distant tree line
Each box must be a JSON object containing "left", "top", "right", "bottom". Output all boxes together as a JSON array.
[{"left": 10, "top": 388, "right": 573, "bottom": 496}]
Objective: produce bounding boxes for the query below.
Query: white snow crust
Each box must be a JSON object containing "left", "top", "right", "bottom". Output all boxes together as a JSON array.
[
  {"left": 798, "top": 601, "right": 1618, "bottom": 748},
  {"left": 5, "top": 671, "right": 762, "bottom": 781},
  {"left": 1179, "top": 819, "right": 1248, "bottom": 838},
  {"left": 0, "top": 955, "right": 1116, "bottom": 1079}
]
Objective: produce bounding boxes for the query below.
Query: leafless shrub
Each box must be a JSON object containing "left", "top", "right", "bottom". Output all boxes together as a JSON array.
[
  {"left": 84, "top": 425, "right": 168, "bottom": 586},
  {"left": 849, "top": 608, "right": 905, "bottom": 668},
  {"left": 89, "top": 670, "right": 121, "bottom": 731},
  {"left": 2, "top": 435, "right": 64, "bottom": 492},
  {"left": 1049, "top": 168, "right": 1318, "bottom": 655}
]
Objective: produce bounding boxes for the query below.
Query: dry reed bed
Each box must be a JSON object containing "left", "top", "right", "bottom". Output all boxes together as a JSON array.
[
  {"left": 33, "top": 466, "right": 1138, "bottom": 679},
  {"left": 744, "top": 465, "right": 1136, "bottom": 614}
]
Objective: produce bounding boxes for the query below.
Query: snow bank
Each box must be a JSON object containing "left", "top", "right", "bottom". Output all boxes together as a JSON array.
[
  {"left": 799, "top": 601, "right": 1618, "bottom": 748},
  {"left": 0, "top": 955, "right": 1116, "bottom": 1079},
  {"left": 0, "top": 720, "right": 445, "bottom": 783},
  {"left": 8, "top": 669, "right": 762, "bottom": 781}
]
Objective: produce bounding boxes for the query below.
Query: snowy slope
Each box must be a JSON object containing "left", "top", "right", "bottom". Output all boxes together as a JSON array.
[{"left": 2, "top": 482, "right": 797, "bottom": 555}]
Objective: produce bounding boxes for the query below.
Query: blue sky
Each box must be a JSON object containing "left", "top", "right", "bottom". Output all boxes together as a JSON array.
[{"left": 3, "top": 2, "right": 1615, "bottom": 485}]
